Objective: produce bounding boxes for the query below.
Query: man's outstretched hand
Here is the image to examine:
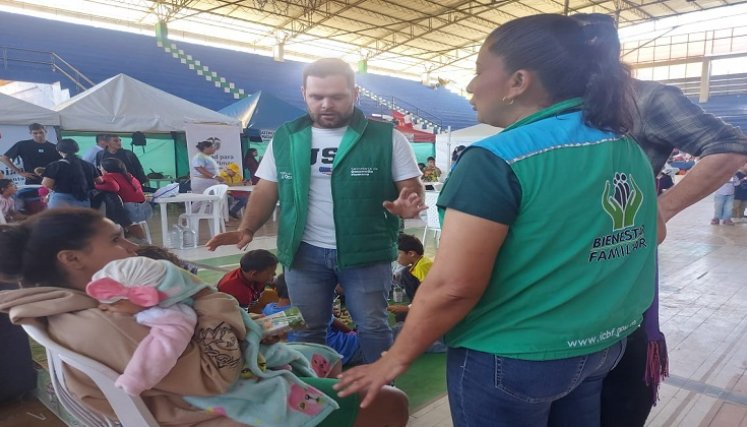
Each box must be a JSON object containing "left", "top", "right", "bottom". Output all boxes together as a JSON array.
[
  {"left": 206, "top": 229, "right": 254, "bottom": 251},
  {"left": 384, "top": 187, "right": 427, "bottom": 219}
]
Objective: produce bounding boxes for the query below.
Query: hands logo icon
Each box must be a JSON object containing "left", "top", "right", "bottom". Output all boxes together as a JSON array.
[{"left": 602, "top": 173, "right": 643, "bottom": 231}]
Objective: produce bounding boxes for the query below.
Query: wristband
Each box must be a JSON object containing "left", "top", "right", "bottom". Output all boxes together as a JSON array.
[{"left": 212, "top": 175, "right": 219, "bottom": 179}]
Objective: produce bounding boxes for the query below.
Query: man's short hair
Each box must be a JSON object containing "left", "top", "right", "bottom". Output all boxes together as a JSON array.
[
  {"left": 240, "top": 249, "right": 278, "bottom": 273},
  {"left": 398, "top": 233, "right": 424, "bottom": 256},
  {"left": 104, "top": 134, "right": 119, "bottom": 142},
  {"left": 96, "top": 134, "right": 107, "bottom": 143},
  {"left": 28, "top": 123, "right": 44, "bottom": 132},
  {"left": 274, "top": 273, "right": 289, "bottom": 299},
  {"left": 427, "top": 156, "right": 435, "bottom": 162},
  {"left": 303, "top": 58, "right": 355, "bottom": 89}
]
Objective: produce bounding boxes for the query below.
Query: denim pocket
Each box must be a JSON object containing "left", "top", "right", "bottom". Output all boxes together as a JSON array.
[{"left": 495, "top": 355, "right": 587, "bottom": 403}]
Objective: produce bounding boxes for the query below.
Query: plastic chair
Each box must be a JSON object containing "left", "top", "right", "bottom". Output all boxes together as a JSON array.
[
  {"left": 421, "top": 191, "right": 441, "bottom": 249},
  {"left": 136, "top": 220, "right": 152, "bottom": 244},
  {"left": 21, "top": 323, "right": 159, "bottom": 427},
  {"left": 178, "top": 184, "right": 229, "bottom": 238}
]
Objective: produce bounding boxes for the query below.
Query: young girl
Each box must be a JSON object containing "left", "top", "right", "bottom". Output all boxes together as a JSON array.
[
  {"left": 0, "top": 179, "right": 24, "bottom": 222},
  {"left": 96, "top": 157, "right": 152, "bottom": 240}
]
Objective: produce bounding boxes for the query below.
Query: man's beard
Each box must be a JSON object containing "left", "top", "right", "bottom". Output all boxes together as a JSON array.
[{"left": 309, "top": 109, "right": 354, "bottom": 129}]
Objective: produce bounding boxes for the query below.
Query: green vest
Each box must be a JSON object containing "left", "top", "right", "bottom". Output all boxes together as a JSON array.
[
  {"left": 273, "top": 109, "right": 400, "bottom": 268},
  {"left": 443, "top": 99, "right": 657, "bottom": 360}
]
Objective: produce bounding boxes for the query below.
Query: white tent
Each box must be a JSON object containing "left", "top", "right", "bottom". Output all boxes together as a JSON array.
[
  {"left": 54, "top": 74, "right": 241, "bottom": 132},
  {"left": 0, "top": 92, "right": 60, "bottom": 125},
  {"left": 435, "top": 123, "right": 501, "bottom": 173}
]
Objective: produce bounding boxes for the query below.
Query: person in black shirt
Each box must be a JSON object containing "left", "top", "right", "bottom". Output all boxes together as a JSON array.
[
  {"left": 95, "top": 134, "right": 148, "bottom": 186},
  {"left": 42, "top": 139, "right": 99, "bottom": 208},
  {"left": 0, "top": 123, "right": 61, "bottom": 184}
]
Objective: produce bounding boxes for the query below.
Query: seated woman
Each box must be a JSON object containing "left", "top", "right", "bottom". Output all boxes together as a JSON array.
[
  {"left": 0, "top": 209, "right": 408, "bottom": 427},
  {"left": 96, "top": 158, "right": 153, "bottom": 241},
  {"left": 42, "top": 139, "right": 99, "bottom": 209}
]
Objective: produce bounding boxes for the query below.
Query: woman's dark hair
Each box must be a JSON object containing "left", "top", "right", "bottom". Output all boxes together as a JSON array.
[
  {"left": 56, "top": 138, "right": 90, "bottom": 201},
  {"left": 486, "top": 14, "right": 632, "bottom": 133},
  {"left": 196, "top": 140, "right": 213, "bottom": 152},
  {"left": 101, "top": 157, "right": 137, "bottom": 190},
  {"left": 0, "top": 208, "right": 104, "bottom": 286},
  {"left": 452, "top": 145, "right": 466, "bottom": 162}
]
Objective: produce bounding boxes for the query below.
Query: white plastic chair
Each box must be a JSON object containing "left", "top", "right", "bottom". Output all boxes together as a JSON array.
[
  {"left": 136, "top": 220, "right": 152, "bottom": 244},
  {"left": 21, "top": 323, "right": 159, "bottom": 427},
  {"left": 421, "top": 191, "right": 441, "bottom": 249},
  {"left": 179, "top": 184, "right": 229, "bottom": 238}
]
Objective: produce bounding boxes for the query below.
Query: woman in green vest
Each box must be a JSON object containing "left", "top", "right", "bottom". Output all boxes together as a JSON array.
[{"left": 336, "top": 14, "right": 658, "bottom": 427}]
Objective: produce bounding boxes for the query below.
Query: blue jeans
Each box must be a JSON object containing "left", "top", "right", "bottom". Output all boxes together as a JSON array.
[
  {"left": 713, "top": 194, "right": 734, "bottom": 221},
  {"left": 447, "top": 339, "right": 626, "bottom": 427},
  {"left": 285, "top": 242, "right": 393, "bottom": 363},
  {"left": 48, "top": 192, "right": 90, "bottom": 209}
]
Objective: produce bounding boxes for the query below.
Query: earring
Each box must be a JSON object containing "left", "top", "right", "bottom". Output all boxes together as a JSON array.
[{"left": 502, "top": 96, "right": 514, "bottom": 105}]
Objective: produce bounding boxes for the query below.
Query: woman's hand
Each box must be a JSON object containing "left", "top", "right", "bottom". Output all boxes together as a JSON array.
[
  {"left": 214, "top": 175, "right": 225, "bottom": 183},
  {"left": 383, "top": 187, "right": 426, "bottom": 219},
  {"left": 333, "top": 353, "right": 410, "bottom": 407}
]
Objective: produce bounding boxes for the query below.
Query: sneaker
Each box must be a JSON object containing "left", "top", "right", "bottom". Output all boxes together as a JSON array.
[
  {"left": 723, "top": 219, "right": 735, "bottom": 226},
  {"left": 711, "top": 218, "right": 720, "bottom": 225}
]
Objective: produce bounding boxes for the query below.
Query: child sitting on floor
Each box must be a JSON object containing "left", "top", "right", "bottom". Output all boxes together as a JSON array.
[
  {"left": 264, "top": 274, "right": 364, "bottom": 366},
  {"left": 217, "top": 249, "right": 278, "bottom": 313}
]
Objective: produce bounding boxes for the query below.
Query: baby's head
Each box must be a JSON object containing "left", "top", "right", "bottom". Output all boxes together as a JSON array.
[{"left": 86, "top": 256, "right": 207, "bottom": 312}]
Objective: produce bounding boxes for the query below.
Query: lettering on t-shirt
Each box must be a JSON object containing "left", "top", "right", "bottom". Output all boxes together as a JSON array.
[{"left": 311, "top": 147, "right": 336, "bottom": 176}]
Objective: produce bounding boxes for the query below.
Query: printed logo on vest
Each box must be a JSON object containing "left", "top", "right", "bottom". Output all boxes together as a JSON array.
[
  {"left": 279, "top": 171, "right": 293, "bottom": 180},
  {"left": 349, "top": 167, "right": 378, "bottom": 177},
  {"left": 588, "top": 172, "right": 647, "bottom": 263}
]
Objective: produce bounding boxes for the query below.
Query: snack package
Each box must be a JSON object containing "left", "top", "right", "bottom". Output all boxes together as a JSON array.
[{"left": 260, "top": 307, "right": 306, "bottom": 337}]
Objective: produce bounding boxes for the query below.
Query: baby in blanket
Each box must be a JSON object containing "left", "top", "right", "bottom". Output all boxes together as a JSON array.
[
  {"left": 87, "top": 256, "right": 343, "bottom": 427},
  {"left": 86, "top": 256, "right": 208, "bottom": 395}
]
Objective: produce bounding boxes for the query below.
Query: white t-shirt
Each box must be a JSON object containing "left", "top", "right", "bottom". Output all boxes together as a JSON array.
[
  {"left": 256, "top": 127, "right": 420, "bottom": 248},
  {"left": 191, "top": 152, "right": 219, "bottom": 178},
  {"left": 82, "top": 145, "right": 103, "bottom": 165}
]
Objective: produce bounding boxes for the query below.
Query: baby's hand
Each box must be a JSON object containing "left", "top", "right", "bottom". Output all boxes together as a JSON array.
[{"left": 98, "top": 300, "right": 145, "bottom": 315}]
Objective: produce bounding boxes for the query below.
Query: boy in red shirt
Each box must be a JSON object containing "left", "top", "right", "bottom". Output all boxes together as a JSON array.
[{"left": 217, "top": 249, "right": 278, "bottom": 313}]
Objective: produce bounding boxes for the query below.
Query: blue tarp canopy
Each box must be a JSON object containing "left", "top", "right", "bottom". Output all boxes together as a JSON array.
[{"left": 219, "top": 91, "right": 305, "bottom": 139}]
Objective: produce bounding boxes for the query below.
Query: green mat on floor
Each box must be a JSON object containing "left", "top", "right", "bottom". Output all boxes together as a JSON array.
[{"left": 395, "top": 352, "right": 447, "bottom": 411}]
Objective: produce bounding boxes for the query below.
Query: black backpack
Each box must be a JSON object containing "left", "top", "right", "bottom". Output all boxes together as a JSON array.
[{"left": 131, "top": 131, "right": 147, "bottom": 153}]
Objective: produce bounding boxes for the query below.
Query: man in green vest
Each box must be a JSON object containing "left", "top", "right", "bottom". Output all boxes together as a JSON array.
[{"left": 208, "top": 58, "right": 425, "bottom": 363}]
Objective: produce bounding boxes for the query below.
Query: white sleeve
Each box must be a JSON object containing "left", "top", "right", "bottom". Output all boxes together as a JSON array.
[
  {"left": 391, "top": 130, "right": 422, "bottom": 182},
  {"left": 255, "top": 141, "right": 278, "bottom": 182}
]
